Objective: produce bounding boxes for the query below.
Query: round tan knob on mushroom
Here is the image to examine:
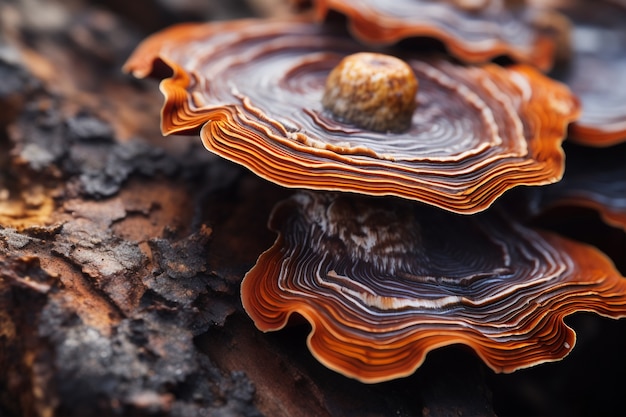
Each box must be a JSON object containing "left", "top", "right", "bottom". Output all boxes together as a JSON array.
[{"left": 321, "top": 52, "right": 418, "bottom": 133}]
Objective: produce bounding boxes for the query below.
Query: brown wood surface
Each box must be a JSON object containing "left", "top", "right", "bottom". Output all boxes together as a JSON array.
[{"left": 1, "top": 1, "right": 625, "bottom": 416}]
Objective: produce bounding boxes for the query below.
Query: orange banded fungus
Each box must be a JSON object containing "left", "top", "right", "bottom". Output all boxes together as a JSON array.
[
  {"left": 241, "top": 191, "right": 626, "bottom": 383},
  {"left": 124, "top": 18, "right": 579, "bottom": 214}
]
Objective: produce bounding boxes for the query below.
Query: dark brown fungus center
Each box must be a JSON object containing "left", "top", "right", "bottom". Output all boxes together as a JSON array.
[{"left": 322, "top": 52, "right": 418, "bottom": 133}]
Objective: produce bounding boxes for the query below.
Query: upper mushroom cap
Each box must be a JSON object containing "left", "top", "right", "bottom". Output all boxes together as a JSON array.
[
  {"left": 551, "top": 0, "right": 626, "bottom": 146},
  {"left": 241, "top": 190, "right": 626, "bottom": 383},
  {"left": 309, "top": 0, "right": 561, "bottom": 71},
  {"left": 124, "top": 18, "right": 580, "bottom": 214}
]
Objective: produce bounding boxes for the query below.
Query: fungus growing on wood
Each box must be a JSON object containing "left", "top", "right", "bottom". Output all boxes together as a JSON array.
[
  {"left": 309, "top": 0, "right": 561, "bottom": 70},
  {"left": 241, "top": 191, "right": 626, "bottom": 383},
  {"left": 124, "top": 18, "right": 579, "bottom": 214}
]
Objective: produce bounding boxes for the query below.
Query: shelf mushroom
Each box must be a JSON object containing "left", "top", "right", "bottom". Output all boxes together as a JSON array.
[
  {"left": 123, "top": 4, "right": 626, "bottom": 383},
  {"left": 124, "top": 17, "right": 580, "bottom": 214},
  {"left": 549, "top": 0, "right": 626, "bottom": 146},
  {"left": 307, "top": 0, "right": 563, "bottom": 71},
  {"left": 241, "top": 191, "right": 626, "bottom": 383},
  {"left": 526, "top": 144, "right": 626, "bottom": 231}
]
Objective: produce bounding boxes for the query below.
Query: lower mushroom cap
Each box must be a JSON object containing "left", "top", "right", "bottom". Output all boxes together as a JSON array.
[{"left": 241, "top": 191, "right": 626, "bottom": 383}]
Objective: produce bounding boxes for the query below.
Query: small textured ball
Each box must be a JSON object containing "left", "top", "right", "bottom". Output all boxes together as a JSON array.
[{"left": 322, "top": 52, "right": 418, "bottom": 133}]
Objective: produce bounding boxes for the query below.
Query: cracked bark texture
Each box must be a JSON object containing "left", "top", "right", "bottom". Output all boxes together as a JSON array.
[{"left": 0, "top": 1, "right": 625, "bottom": 416}]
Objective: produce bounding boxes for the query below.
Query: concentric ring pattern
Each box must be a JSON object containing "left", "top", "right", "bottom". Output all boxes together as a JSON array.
[
  {"left": 124, "top": 18, "right": 580, "bottom": 214},
  {"left": 241, "top": 191, "right": 626, "bottom": 383},
  {"left": 311, "top": 0, "right": 559, "bottom": 70},
  {"left": 553, "top": 0, "right": 626, "bottom": 146}
]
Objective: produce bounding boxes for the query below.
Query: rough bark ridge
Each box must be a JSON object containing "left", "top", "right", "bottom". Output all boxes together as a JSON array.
[{"left": 0, "top": 1, "right": 625, "bottom": 416}]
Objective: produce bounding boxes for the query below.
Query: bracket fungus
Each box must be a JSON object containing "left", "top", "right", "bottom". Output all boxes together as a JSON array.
[
  {"left": 241, "top": 191, "right": 626, "bottom": 383},
  {"left": 551, "top": 0, "right": 626, "bottom": 146},
  {"left": 124, "top": 1, "right": 626, "bottom": 385},
  {"left": 124, "top": 17, "right": 579, "bottom": 214},
  {"left": 528, "top": 144, "right": 626, "bottom": 232},
  {"left": 309, "top": 0, "right": 562, "bottom": 71}
]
